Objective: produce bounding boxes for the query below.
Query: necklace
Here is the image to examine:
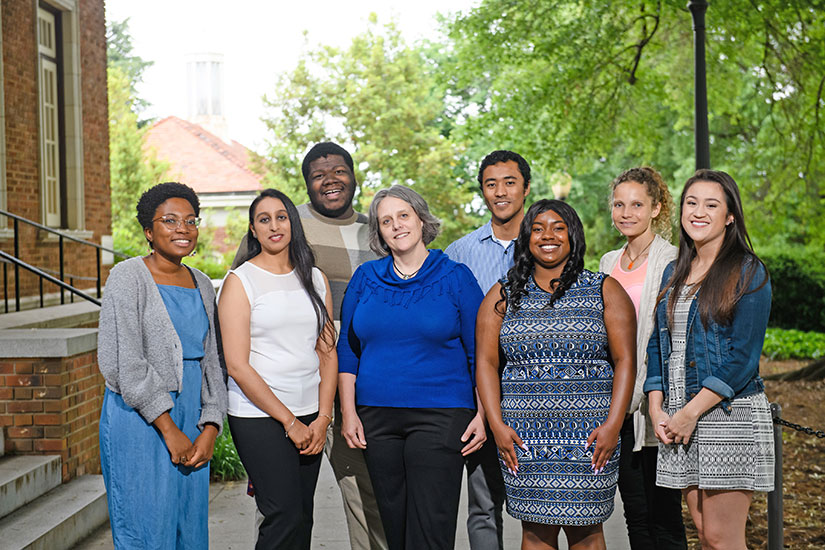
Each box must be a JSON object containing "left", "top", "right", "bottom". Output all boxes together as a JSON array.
[
  {"left": 624, "top": 237, "right": 654, "bottom": 270},
  {"left": 393, "top": 259, "right": 422, "bottom": 280}
]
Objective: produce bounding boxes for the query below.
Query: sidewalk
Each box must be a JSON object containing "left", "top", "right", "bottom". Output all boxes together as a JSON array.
[{"left": 74, "top": 458, "right": 630, "bottom": 549}]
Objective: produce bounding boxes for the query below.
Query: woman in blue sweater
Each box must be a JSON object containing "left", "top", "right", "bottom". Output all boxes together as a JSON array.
[{"left": 338, "top": 184, "right": 485, "bottom": 550}]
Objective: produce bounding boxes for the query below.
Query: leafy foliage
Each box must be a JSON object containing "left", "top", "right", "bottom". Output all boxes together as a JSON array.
[
  {"left": 210, "top": 424, "right": 246, "bottom": 481},
  {"left": 107, "top": 20, "right": 168, "bottom": 257},
  {"left": 106, "top": 18, "right": 153, "bottom": 117},
  {"left": 760, "top": 247, "right": 825, "bottom": 331},
  {"left": 762, "top": 328, "right": 825, "bottom": 360},
  {"left": 108, "top": 65, "right": 168, "bottom": 257},
  {"left": 260, "top": 17, "right": 482, "bottom": 249},
  {"left": 441, "top": 0, "right": 825, "bottom": 260}
]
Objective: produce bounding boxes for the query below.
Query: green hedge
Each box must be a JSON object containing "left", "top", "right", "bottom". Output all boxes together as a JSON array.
[
  {"left": 211, "top": 424, "right": 246, "bottom": 481},
  {"left": 760, "top": 248, "right": 825, "bottom": 332},
  {"left": 762, "top": 328, "right": 825, "bottom": 360}
]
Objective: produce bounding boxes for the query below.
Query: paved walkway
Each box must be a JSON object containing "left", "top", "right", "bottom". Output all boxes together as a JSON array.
[{"left": 74, "top": 458, "right": 630, "bottom": 549}]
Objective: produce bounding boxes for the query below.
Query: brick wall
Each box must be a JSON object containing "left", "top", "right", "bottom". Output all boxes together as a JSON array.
[
  {"left": 0, "top": 0, "right": 111, "bottom": 301},
  {"left": 0, "top": 351, "right": 104, "bottom": 481}
]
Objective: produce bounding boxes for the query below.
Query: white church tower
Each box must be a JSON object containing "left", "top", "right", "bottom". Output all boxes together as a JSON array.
[{"left": 186, "top": 52, "right": 230, "bottom": 143}]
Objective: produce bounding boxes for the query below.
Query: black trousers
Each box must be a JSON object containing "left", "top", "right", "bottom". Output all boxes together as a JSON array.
[
  {"left": 617, "top": 416, "right": 687, "bottom": 550},
  {"left": 359, "top": 406, "right": 475, "bottom": 550},
  {"left": 228, "top": 413, "right": 322, "bottom": 550}
]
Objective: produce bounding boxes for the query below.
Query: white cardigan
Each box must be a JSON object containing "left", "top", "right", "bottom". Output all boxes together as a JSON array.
[{"left": 600, "top": 234, "right": 677, "bottom": 450}]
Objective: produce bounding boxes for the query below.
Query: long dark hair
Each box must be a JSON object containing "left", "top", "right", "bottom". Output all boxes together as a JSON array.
[
  {"left": 499, "top": 199, "right": 586, "bottom": 313},
  {"left": 661, "top": 169, "right": 768, "bottom": 327},
  {"left": 239, "top": 189, "right": 334, "bottom": 344}
]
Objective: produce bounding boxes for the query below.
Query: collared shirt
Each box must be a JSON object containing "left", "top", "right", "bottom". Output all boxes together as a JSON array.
[{"left": 445, "top": 220, "right": 516, "bottom": 294}]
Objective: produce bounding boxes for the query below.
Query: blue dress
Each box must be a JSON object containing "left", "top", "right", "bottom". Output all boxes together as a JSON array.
[
  {"left": 99, "top": 284, "right": 210, "bottom": 549},
  {"left": 499, "top": 270, "right": 619, "bottom": 525}
]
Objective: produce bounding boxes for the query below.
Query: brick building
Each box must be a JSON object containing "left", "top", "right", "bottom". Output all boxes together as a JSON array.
[
  {"left": 1, "top": 0, "right": 111, "bottom": 302},
  {"left": 0, "top": 0, "right": 110, "bottom": 484}
]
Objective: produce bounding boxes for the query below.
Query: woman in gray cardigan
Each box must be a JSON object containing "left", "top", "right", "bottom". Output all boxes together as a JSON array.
[
  {"left": 599, "top": 167, "right": 686, "bottom": 550},
  {"left": 97, "top": 182, "right": 227, "bottom": 549}
]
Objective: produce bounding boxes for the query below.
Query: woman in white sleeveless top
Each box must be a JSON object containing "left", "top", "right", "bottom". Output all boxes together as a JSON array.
[{"left": 218, "top": 189, "right": 336, "bottom": 550}]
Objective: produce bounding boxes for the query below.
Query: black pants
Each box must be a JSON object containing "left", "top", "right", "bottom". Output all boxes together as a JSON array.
[
  {"left": 228, "top": 413, "right": 322, "bottom": 550},
  {"left": 617, "top": 416, "right": 687, "bottom": 550},
  {"left": 359, "top": 406, "right": 475, "bottom": 550}
]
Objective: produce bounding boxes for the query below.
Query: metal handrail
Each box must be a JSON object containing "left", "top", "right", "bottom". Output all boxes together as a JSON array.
[
  {"left": 0, "top": 250, "right": 100, "bottom": 306},
  {"left": 0, "top": 208, "right": 128, "bottom": 258},
  {"left": 1, "top": 208, "right": 131, "bottom": 311}
]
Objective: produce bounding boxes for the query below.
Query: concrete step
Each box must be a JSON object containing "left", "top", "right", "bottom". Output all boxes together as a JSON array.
[
  {"left": 0, "top": 301, "right": 100, "bottom": 330},
  {"left": 0, "top": 455, "right": 62, "bottom": 518},
  {"left": 0, "top": 475, "right": 108, "bottom": 550}
]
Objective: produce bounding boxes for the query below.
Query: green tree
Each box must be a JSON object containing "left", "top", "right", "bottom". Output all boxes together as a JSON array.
[
  {"left": 107, "top": 20, "right": 167, "bottom": 256},
  {"left": 443, "top": 1, "right": 825, "bottom": 259},
  {"left": 260, "top": 17, "right": 482, "bottom": 248},
  {"left": 106, "top": 18, "right": 153, "bottom": 117}
]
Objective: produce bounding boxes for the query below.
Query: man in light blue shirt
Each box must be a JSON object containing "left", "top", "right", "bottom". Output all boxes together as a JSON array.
[{"left": 445, "top": 150, "right": 531, "bottom": 550}]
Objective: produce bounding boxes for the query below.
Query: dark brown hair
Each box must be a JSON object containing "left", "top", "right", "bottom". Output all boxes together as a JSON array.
[{"left": 660, "top": 169, "right": 768, "bottom": 327}]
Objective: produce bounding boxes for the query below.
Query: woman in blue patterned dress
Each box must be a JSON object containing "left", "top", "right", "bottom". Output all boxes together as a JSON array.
[{"left": 476, "top": 199, "right": 637, "bottom": 549}]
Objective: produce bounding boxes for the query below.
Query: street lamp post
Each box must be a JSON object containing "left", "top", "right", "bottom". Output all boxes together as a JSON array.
[{"left": 688, "top": 0, "right": 710, "bottom": 170}]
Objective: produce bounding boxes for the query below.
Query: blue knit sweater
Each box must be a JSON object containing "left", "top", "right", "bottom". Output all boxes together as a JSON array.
[{"left": 337, "top": 249, "right": 483, "bottom": 408}]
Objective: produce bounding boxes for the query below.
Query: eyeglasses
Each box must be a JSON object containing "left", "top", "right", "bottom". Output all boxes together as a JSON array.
[{"left": 152, "top": 216, "right": 202, "bottom": 229}]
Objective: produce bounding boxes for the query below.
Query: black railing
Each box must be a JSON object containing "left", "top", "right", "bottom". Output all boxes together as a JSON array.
[{"left": 0, "top": 208, "right": 130, "bottom": 312}]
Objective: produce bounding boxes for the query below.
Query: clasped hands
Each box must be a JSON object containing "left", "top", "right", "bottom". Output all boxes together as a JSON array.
[
  {"left": 286, "top": 415, "right": 330, "bottom": 455},
  {"left": 162, "top": 424, "right": 217, "bottom": 469},
  {"left": 651, "top": 407, "right": 698, "bottom": 445}
]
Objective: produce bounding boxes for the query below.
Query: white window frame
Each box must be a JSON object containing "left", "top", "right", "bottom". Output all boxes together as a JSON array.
[{"left": 36, "top": 0, "right": 86, "bottom": 232}]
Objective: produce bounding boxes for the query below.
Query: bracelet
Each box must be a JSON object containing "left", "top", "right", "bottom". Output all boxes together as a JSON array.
[
  {"left": 320, "top": 413, "right": 333, "bottom": 423},
  {"left": 284, "top": 416, "right": 297, "bottom": 438}
]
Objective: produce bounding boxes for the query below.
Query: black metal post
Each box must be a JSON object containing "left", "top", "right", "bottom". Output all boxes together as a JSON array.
[
  {"left": 3, "top": 261, "right": 8, "bottom": 313},
  {"left": 39, "top": 277, "right": 44, "bottom": 308},
  {"left": 768, "top": 403, "right": 784, "bottom": 549},
  {"left": 59, "top": 234, "right": 65, "bottom": 305},
  {"left": 688, "top": 0, "right": 711, "bottom": 170},
  {"left": 70, "top": 277, "right": 74, "bottom": 303},
  {"left": 13, "top": 218, "right": 20, "bottom": 311},
  {"left": 96, "top": 248, "right": 101, "bottom": 298}
]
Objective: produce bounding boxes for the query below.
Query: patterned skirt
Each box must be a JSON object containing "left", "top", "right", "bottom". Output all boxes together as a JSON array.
[
  {"left": 657, "top": 391, "right": 775, "bottom": 491},
  {"left": 657, "top": 287, "right": 774, "bottom": 491}
]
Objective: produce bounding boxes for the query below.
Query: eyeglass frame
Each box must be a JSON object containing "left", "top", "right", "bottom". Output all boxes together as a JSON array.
[{"left": 151, "top": 216, "right": 202, "bottom": 229}]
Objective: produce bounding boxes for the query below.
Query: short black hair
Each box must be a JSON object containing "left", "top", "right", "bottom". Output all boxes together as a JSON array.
[
  {"left": 477, "top": 150, "right": 531, "bottom": 189},
  {"left": 136, "top": 182, "right": 200, "bottom": 231},
  {"left": 301, "top": 142, "right": 355, "bottom": 184}
]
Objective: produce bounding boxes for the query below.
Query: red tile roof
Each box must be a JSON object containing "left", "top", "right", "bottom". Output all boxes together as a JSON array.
[{"left": 144, "top": 116, "right": 264, "bottom": 194}]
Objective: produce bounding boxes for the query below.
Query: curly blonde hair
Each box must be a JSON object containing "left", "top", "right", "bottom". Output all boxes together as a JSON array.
[{"left": 610, "top": 166, "right": 673, "bottom": 240}]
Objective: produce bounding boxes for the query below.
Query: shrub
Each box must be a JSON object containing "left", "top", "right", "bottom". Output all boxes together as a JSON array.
[
  {"left": 211, "top": 423, "right": 246, "bottom": 481},
  {"left": 762, "top": 328, "right": 825, "bottom": 360},
  {"left": 759, "top": 248, "right": 825, "bottom": 332}
]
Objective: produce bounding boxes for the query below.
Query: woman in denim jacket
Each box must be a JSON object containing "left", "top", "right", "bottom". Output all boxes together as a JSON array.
[{"left": 643, "top": 170, "right": 773, "bottom": 550}]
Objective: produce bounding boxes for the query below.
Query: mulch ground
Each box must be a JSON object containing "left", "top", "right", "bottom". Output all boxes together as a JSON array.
[{"left": 680, "top": 359, "right": 825, "bottom": 549}]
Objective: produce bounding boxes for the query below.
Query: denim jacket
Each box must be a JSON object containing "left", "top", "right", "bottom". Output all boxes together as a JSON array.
[{"left": 643, "top": 259, "right": 771, "bottom": 412}]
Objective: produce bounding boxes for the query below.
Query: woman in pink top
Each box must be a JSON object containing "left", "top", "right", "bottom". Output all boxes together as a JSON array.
[{"left": 599, "top": 167, "right": 686, "bottom": 550}]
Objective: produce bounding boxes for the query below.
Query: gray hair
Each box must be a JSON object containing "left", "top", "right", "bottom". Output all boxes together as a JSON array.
[{"left": 368, "top": 185, "right": 441, "bottom": 257}]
